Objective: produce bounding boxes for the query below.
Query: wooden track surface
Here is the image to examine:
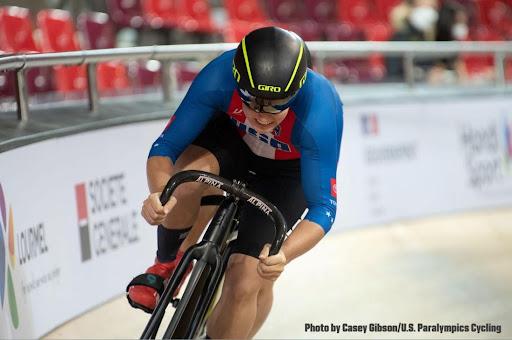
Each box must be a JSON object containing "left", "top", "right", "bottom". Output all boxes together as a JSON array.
[{"left": 44, "top": 208, "right": 512, "bottom": 339}]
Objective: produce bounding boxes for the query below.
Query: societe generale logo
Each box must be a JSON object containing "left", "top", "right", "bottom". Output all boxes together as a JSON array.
[
  {"left": 75, "top": 183, "right": 92, "bottom": 262},
  {"left": 74, "top": 174, "right": 139, "bottom": 263}
]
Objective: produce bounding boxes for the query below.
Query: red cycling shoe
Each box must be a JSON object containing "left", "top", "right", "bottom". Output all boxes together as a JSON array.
[{"left": 126, "top": 251, "right": 192, "bottom": 313}]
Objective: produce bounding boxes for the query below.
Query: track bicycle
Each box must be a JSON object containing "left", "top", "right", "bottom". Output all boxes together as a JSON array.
[{"left": 129, "top": 170, "right": 288, "bottom": 339}]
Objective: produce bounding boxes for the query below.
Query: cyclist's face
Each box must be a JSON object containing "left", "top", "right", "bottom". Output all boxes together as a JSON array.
[{"left": 242, "top": 102, "right": 289, "bottom": 133}]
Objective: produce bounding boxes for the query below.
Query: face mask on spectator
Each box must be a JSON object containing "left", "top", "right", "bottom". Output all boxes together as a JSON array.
[
  {"left": 409, "top": 6, "right": 438, "bottom": 32},
  {"left": 452, "top": 23, "right": 468, "bottom": 40}
]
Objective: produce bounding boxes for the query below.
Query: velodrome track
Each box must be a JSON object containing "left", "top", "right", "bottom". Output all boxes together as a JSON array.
[{"left": 43, "top": 207, "right": 512, "bottom": 339}]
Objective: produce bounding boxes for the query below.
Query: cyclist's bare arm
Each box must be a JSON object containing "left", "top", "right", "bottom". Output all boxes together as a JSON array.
[
  {"left": 143, "top": 155, "right": 219, "bottom": 244},
  {"left": 257, "top": 220, "right": 324, "bottom": 281},
  {"left": 142, "top": 156, "right": 176, "bottom": 225},
  {"left": 147, "top": 156, "right": 175, "bottom": 193},
  {"left": 281, "top": 219, "right": 324, "bottom": 263}
]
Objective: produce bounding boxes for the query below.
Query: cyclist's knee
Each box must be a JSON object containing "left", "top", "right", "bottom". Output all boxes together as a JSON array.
[
  {"left": 223, "top": 255, "right": 264, "bottom": 302},
  {"left": 172, "top": 181, "right": 205, "bottom": 200},
  {"left": 203, "top": 185, "right": 223, "bottom": 197},
  {"left": 171, "top": 145, "right": 221, "bottom": 201},
  {"left": 174, "top": 145, "right": 220, "bottom": 175},
  {"left": 225, "top": 277, "right": 260, "bottom": 303}
]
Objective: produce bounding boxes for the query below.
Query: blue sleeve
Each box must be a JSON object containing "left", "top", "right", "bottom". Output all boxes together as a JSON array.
[
  {"left": 148, "top": 51, "right": 234, "bottom": 162},
  {"left": 295, "top": 76, "right": 343, "bottom": 233}
]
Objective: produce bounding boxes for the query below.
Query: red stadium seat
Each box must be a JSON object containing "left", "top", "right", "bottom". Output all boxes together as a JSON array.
[
  {"left": 0, "top": 6, "right": 37, "bottom": 52},
  {"left": 374, "top": 0, "right": 401, "bottom": 23},
  {"left": 324, "top": 1, "right": 384, "bottom": 83},
  {"left": 38, "top": 9, "right": 81, "bottom": 52},
  {"left": 364, "top": 21, "right": 391, "bottom": 41},
  {"left": 463, "top": 25, "right": 503, "bottom": 81},
  {"left": 77, "top": 12, "right": 131, "bottom": 93},
  {"left": 96, "top": 63, "right": 131, "bottom": 92},
  {"left": 338, "top": 0, "right": 379, "bottom": 26},
  {"left": 0, "top": 50, "right": 15, "bottom": 98},
  {"left": 304, "top": 0, "right": 338, "bottom": 23},
  {"left": 462, "top": 54, "right": 494, "bottom": 79},
  {"left": 176, "top": 62, "right": 201, "bottom": 89},
  {"left": 477, "top": 0, "right": 512, "bottom": 38},
  {"left": 38, "top": 9, "right": 130, "bottom": 94},
  {"left": 286, "top": 21, "right": 322, "bottom": 40},
  {"left": 222, "top": 0, "right": 276, "bottom": 42},
  {"left": 505, "top": 21, "right": 512, "bottom": 40},
  {"left": 141, "top": 0, "right": 178, "bottom": 29},
  {"left": 324, "top": 22, "right": 365, "bottom": 41},
  {"left": 266, "top": 0, "right": 322, "bottom": 40},
  {"left": 78, "top": 12, "right": 116, "bottom": 49},
  {"left": 266, "top": 0, "right": 306, "bottom": 22},
  {"left": 106, "top": 0, "right": 144, "bottom": 28},
  {"left": 0, "top": 75, "right": 15, "bottom": 98},
  {"left": 224, "top": 0, "right": 269, "bottom": 22},
  {"left": 0, "top": 7, "right": 53, "bottom": 95},
  {"left": 302, "top": 0, "right": 339, "bottom": 40},
  {"left": 134, "top": 60, "right": 161, "bottom": 88},
  {"left": 324, "top": 58, "right": 381, "bottom": 83},
  {"left": 175, "top": 0, "right": 218, "bottom": 33},
  {"left": 37, "top": 9, "right": 87, "bottom": 93},
  {"left": 506, "top": 58, "right": 512, "bottom": 81},
  {"left": 469, "top": 24, "right": 504, "bottom": 41},
  {"left": 364, "top": 22, "right": 392, "bottom": 80},
  {"left": 477, "top": 0, "right": 509, "bottom": 26},
  {"left": 324, "top": 58, "right": 383, "bottom": 83},
  {"left": 223, "top": 20, "right": 272, "bottom": 42}
]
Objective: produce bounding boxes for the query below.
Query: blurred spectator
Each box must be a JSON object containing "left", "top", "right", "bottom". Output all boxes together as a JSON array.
[
  {"left": 385, "top": 0, "right": 439, "bottom": 81},
  {"left": 427, "top": 0, "right": 469, "bottom": 84},
  {"left": 408, "top": 0, "right": 438, "bottom": 40},
  {"left": 389, "top": 0, "right": 413, "bottom": 31},
  {"left": 436, "top": 1, "right": 469, "bottom": 42}
]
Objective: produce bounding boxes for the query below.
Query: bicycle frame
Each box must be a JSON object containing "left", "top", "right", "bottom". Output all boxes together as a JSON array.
[{"left": 140, "top": 170, "right": 288, "bottom": 339}]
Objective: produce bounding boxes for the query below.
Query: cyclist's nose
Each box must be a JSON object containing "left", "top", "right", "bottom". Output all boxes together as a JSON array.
[
  {"left": 256, "top": 111, "right": 275, "bottom": 122},
  {"left": 244, "top": 104, "right": 270, "bottom": 119}
]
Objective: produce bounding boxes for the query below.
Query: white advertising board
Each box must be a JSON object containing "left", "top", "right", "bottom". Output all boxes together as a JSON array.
[
  {"left": 0, "top": 121, "right": 167, "bottom": 338},
  {"left": 336, "top": 96, "right": 512, "bottom": 229}
]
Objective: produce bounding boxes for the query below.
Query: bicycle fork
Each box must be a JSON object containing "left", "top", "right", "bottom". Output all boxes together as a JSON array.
[{"left": 141, "top": 196, "right": 239, "bottom": 339}]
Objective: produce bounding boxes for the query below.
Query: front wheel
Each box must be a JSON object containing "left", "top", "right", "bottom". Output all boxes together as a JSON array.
[{"left": 164, "top": 260, "right": 212, "bottom": 339}]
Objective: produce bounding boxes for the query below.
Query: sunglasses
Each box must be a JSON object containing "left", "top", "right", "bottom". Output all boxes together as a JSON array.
[{"left": 237, "top": 87, "right": 295, "bottom": 114}]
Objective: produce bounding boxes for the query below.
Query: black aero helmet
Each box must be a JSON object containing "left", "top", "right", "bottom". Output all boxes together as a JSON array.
[{"left": 233, "top": 26, "right": 308, "bottom": 101}]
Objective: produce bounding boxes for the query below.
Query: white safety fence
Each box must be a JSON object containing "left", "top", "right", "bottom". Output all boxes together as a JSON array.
[
  {"left": 1, "top": 41, "right": 512, "bottom": 121},
  {"left": 1, "top": 95, "right": 512, "bottom": 338}
]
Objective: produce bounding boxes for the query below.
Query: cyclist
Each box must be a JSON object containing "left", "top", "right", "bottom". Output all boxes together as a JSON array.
[{"left": 127, "top": 26, "right": 344, "bottom": 338}]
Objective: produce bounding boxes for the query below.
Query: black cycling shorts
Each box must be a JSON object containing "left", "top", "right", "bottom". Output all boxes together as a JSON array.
[{"left": 192, "top": 113, "right": 307, "bottom": 259}]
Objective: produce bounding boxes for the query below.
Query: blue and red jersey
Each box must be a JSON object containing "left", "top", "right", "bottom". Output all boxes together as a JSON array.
[{"left": 149, "top": 49, "right": 344, "bottom": 233}]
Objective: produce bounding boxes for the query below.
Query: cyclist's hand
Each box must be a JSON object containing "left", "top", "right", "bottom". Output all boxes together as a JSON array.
[
  {"left": 257, "top": 243, "right": 286, "bottom": 281},
  {"left": 141, "top": 192, "right": 176, "bottom": 225}
]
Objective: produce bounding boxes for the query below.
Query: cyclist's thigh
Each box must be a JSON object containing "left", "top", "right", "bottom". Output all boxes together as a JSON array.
[
  {"left": 223, "top": 253, "right": 265, "bottom": 289},
  {"left": 175, "top": 144, "right": 220, "bottom": 174},
  {"left": 232, "top": 158, "right": 307, "bottom": 259}
]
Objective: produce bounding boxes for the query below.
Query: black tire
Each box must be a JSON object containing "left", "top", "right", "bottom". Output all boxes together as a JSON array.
[{"left": 164, "top": 260, "right": 211, "bottom": 339}]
